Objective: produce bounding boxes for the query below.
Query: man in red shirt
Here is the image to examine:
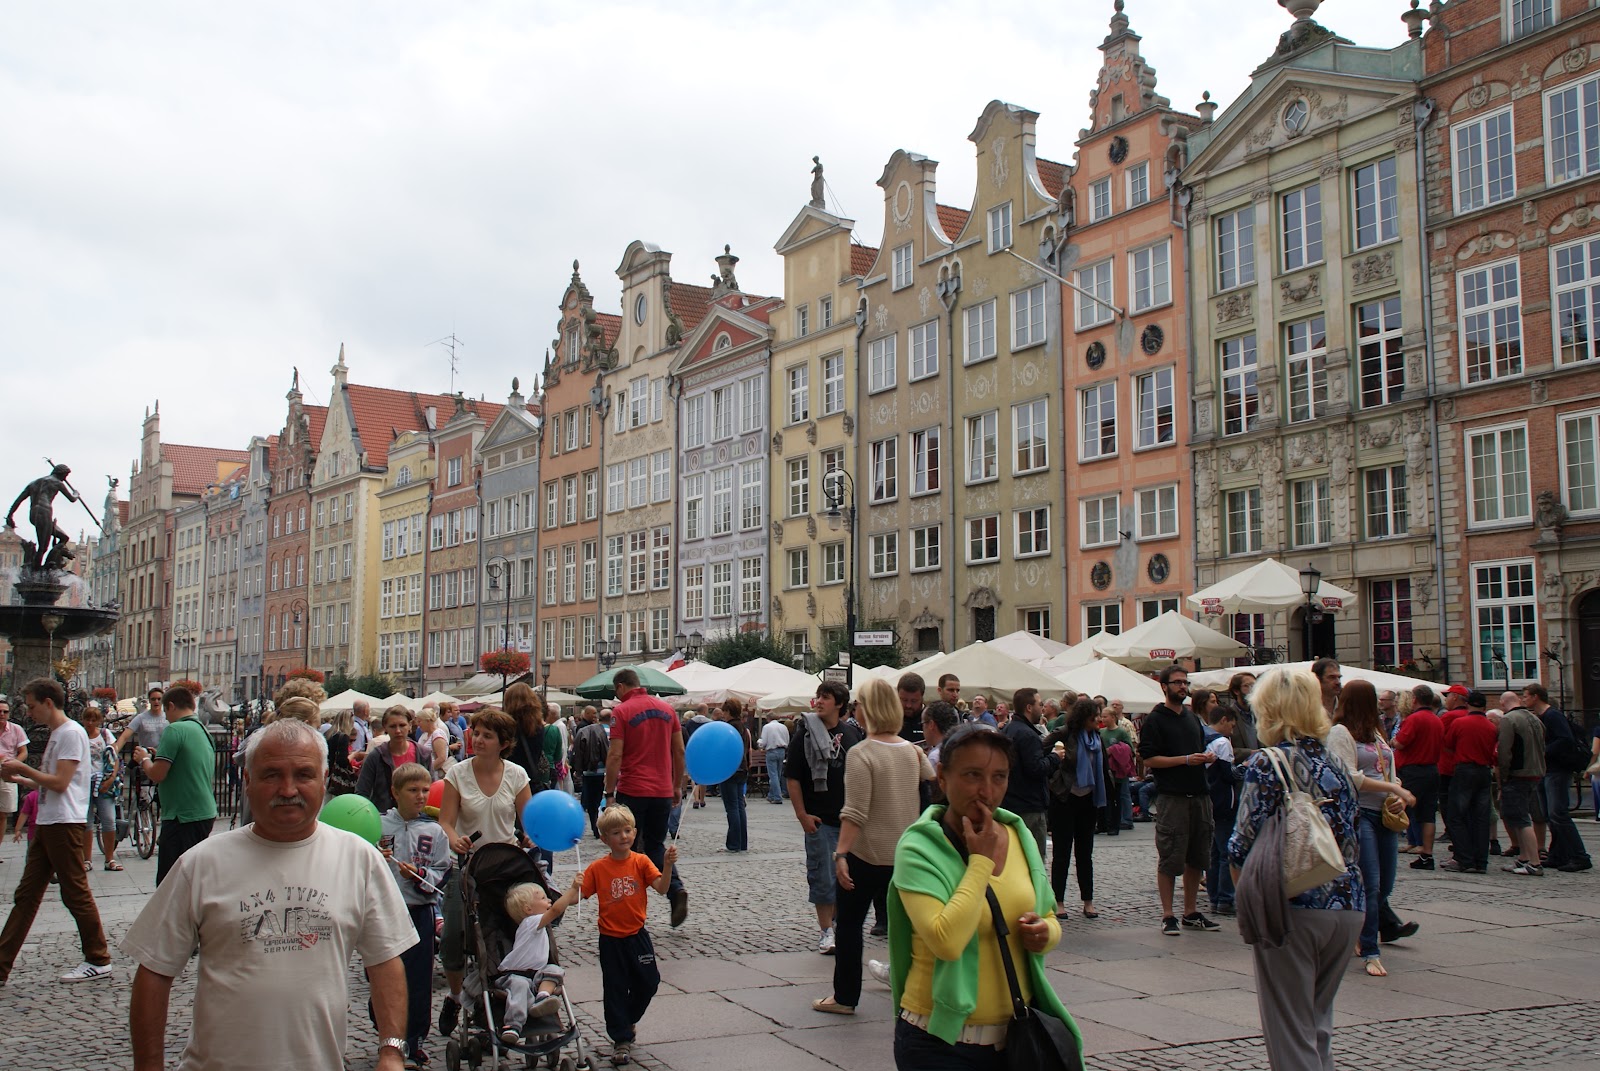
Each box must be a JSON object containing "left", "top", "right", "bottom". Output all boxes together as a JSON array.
[
  {"left": 1395, "top": 684, "right": 1444, "bottom": 871},
  {"left": 604, "top": 669, "right": 688, "bottom": 927},
  {"left": 1436, "top": 684, "right": 1470, "bottom": 849},
  {"left": 1440, "top": 690, "right": 1498, "bottom": 873}
]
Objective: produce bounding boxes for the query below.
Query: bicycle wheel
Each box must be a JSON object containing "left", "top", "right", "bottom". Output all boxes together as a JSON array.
[{"left": 134, "top": 799, "right": 157, "bottom": 859}]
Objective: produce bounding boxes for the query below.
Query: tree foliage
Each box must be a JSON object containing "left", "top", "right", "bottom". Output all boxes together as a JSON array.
[
  {"left": 816, "top": 627, "right": 907, "bottom": 673},
  {"left": 701, "top": 629, "right": 798, "bottom": 669},
  {"left": 324, "top": 669, "right": 398, "bottom": 698}
]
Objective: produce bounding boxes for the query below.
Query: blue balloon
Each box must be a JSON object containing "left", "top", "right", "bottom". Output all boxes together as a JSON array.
[
  {"left": 521, "top": 790, "right": 586, "bottom": 852},
  {"left": 685, "top": 720, "right": 744, "bottom": 785}
]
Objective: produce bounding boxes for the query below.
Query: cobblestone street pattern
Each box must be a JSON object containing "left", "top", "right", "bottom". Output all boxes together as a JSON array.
[{"left": 4, "top": 802, "right": 1597, "bottom": 1069}]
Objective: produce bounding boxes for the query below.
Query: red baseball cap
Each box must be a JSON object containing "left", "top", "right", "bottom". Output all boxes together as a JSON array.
[{"left": 1443, "top": 684, "right": 1470, "bottom": 697}]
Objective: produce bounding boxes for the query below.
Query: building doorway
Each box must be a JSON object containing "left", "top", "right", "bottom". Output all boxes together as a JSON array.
[
  {"left": 1576, "top": 589, "right": 1600, "bottom": 711},
  {"left": 1290, "top": 607, "right": 1336, "bottom": 662}
]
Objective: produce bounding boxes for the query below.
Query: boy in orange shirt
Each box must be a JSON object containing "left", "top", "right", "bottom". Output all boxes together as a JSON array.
[{"left": 578, "top": 804, "right": 676, "bottom": 1066}]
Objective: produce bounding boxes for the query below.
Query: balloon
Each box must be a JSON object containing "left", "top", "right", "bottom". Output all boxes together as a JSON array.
[
  {"left": 685, "top": 720, "right": 743, "bottom": 786},
  {"left": 320, "top": 794, "right": 382, "bottom": 845},
  {"left": 425, "top": 779, "right": 445, "bottom": 817},
  {"left": 522, "top": 791, "right": 586, "bottom": 853}
]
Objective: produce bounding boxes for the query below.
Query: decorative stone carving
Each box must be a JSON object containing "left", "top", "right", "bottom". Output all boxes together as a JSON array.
[
  {"left": 1412, "top": 573, "right": 1434, "bottom": 613},
  {"left": 1141, "top": 324, "right": 1165, "bottom": 355},
  {"left": 1216, "top": 292, "right": 1252, "bottom": 324},
  {"left": 918, "top": 286, "right": 932, "bottom": 317},
  {"left": 1542, "top": 570, "right": 1565, "bottom": 603},
  {"left": 991, "top": 136, "right": 1010, "bottom": 190},
  {"left": 1288, "top": 432, "right": 1327, "bottom": 470},
  {"left": 806, "top": 515, "right": 817, "bottom": 540},
  {"left": 873, "top": 304, "right": 889, "bottom": 331},
  {"left": 1259, "top": 444, "right": 1283, "bottom": 537},
  {"left": 1467, "top": 84, "right": 1490, "bottom": 109},
  {"left": 1225, "top": 447, "right": 1254, "bottom": 473},
  {"left": 806, "top": 592, "right": 817, "bottom": 618},
  {"left": 1330, "top": 430, "right": 1353, "bottom": 540},
  {"left": 1536, "top": 490, "right": 1569, "bottom": 533},
  {"left": 805, "top": 421, "right": 818, "bottom": 445},
  {"left": 1564, "top": 47, "right": 1589, "bottom": 73},
  {"left": 964, "top": 586, "right": 1000, "bottom": 609},
  {"left": 1550, "top": 206, "right": 1597, "bottom": 235},
  {"left": 1438, "top": 398, "right": 1455, "bottom": 420},
  {"left": 1532, "top": 379, "right": 1548, "bottom": 403},
  {"left": 771, "top": 520, "right": 784, "bottom": 545},
  {"left": 1351, "top": 252, "right": 1394, "bottom": 287},
  {"left": 1280, "top": 272, "right": 1320, "bottom": 305},
  {"left": 1091, "top": 562, "right": 1112, "bottom": 590},
  {"left": 1197, "top": 403, "right": 1214, "bottom": 434},
  {"left": 1358, "top": 418, "right": 1400, "bottom": 449},
  {"left": 1455, "top": 232, "right": 1516, "bottom": 260},
  {"left": 842, "top": 412, "right": 855, "bottom": 435},
  {"left": 770, "top": 595, "right": 783, "bottom": 617},
  {"left": 771, "top": 430, "right": 783, "bottom": 451},
  {"left": 1195, "top": 455, "right": 1219, "bottom": 558}
]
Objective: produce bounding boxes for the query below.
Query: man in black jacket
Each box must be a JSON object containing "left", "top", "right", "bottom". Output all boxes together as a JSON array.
[
  {"left": 570, "top": 707, "right": 611, "bottom": 839},
  {"left": 1000, "top": 687, "right": 1057, "bottom": 861},
  {"left": 1138, "top": 665, "right": 1219, "bottom": 937},
  {"left": 1524, "top": 684, "right": 1592, "bottom": 872}
]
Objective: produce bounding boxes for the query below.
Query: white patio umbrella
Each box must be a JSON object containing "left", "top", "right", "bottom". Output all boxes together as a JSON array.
[
  {"left": 1097, "top": 611, "right": 1250, "bottom": 671},
  {"left": 414, "top": 690, "right": 463, "bottom": 710},
  {"left": 1052, "top": 659, "right": 1163, "bottom": 708},
  {"left": 683, "top": 658, "right": 821, "bottom": 706},
  {"left": 318, "top": 689, "right": 385, "bottom": 713},
  {"left": 1187, "top": 661, "right": 1424, "bottom": 696},
  {"left": 379, "top": 692, "right": 417, "bottom": 712},
  {"left": 1188, "top": 558, "right": 1359, "bottom": 615},
  {"left": 1038, "top": 632, "right": 1117, "bottom": 673},
  {"left": 909, "top": 642, "right": 1070, "bottom": 700},
  {"left": 986, "top": 630, "right": 1071, "bottom": 664}
]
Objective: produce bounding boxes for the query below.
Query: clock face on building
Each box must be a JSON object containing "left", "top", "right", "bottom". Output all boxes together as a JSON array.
[
  {"left": 1109, "top": 136, "right": 1128, "bottom": 164},
  {"left": 634, "top": 294, "right": 648, "bottom": 324}
]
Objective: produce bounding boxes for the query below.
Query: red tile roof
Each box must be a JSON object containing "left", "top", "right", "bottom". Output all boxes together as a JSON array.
[
  {"left": 165, "top": 444, "right": 249, "bottom": 498},
  {"left": 596, "top": 312, "right": 622, "bottom": 351},
  {"left": 850, "top": 243, "right": 878, "bottom": 277},
  {"left": 116, "top": 501, "right": 130, "bottom": 526},
  {"left": 666, "top": 282, "right": 716, "bottom": 331},
  {"left": 936, "top": 204, "right": 970, "bottom": 242},
  {"left": 343, "top": 384, "right": 477, "bottom": 468},
  {"left": 1037, "top": 158, "right": 1067, "bottom": 199},
  {"left": 303, "top": 404, "right": 329, "bottom": 453}
]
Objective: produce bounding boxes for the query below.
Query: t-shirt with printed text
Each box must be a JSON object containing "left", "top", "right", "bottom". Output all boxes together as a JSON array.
[
  {"left": 580, "top": 850, "right": 661, "bottom": 938},
  {"left": 609, "top": 693, "right": 681, "bottom": 798}
]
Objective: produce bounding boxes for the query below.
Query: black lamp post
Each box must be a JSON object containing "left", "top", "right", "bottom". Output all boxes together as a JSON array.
[
  {"left": 674, "top": 630, "right": 704, "bottom": 663},
  {"left": 822, "top": 469, "right": 858, "bottom": 690},
  {"left": 540, "top": 658, "right": 552, "bottom": 708},
  {"left": 486, "top": 554, "right": 512, "bottom": 651},
  {"left": 1298, "top": 563, "right": 1321, "bottom": 662},
  {"left": 597, "top": 638, "right": 620, "bottom": 671}
]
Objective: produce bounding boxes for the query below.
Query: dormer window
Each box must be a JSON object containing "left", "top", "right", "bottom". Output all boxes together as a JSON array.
[{"left": 714, "top": 333, "right": 732, "bottom": 351}]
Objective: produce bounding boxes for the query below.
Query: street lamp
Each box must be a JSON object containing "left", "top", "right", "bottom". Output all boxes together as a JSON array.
[
  {"left": 1298, "top": 563, "right": 1321, "bottom": 662},
  {"left": 822, "top": 469, "right": 858, "bottom": 689},
  {"left": 540, "top": 658, "right": 552, "bottom": 708},
  {"left": 674, "top": 630, "right": 704, "bottom": 662},
  {"left": 486, "top": 555, "right": 513, "bottom": 651},
  {"left": 596, "top": 638, "right": 620, "bottom": 671}
]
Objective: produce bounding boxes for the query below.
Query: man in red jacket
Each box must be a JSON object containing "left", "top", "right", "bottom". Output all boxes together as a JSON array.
[
  {"left": 1440, "top": 691, "right": 1498, "bottom": 874},
  {"left": 1396, "top": 685, "right": 1444, "bottom": 871}
]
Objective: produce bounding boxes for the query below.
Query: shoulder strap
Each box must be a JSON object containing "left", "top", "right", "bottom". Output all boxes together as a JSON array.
[{"left": 984, "top": 886, "right": 1028, "bottom": 1020}]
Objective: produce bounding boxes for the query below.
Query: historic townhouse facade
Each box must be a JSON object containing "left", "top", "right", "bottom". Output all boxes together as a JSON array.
[
  {"left": 538, "top": 263, "right": 617, "bottom": 688},
  {"left": 1181, "top": 3, "right": 1437, "bottom": 665},
  {"left": 476, "top": 381, "right": 542, "bottom": 664},
  {"left": 171, "top": 497, "right": 205, "bottom": 684},
  {"left": 671, "top": 286, "right": 780, "bottom": 646},
  {"left": 198, "top": 469, "right": 245, "bottom": 697},
  {"left": 1421, "top": 0, "right": 1600, "bottom": 699},
  {"left": 376, "top": 429, "right": 432, "bottom": 693},
  {"left": 78, "top": 485, "right": 125, "bottom": 692},
  {"left": 237, "top": 437, "right": 272, "bottom": 702},
  {"left": 424, "top": 396, "right": 500, "bottom": 691},
  {"left": 263, "top": 376, "right": 325, "bottom": 690},
  {"left": 1062, "top": 7, "right": 1200, "bottom": 642},
  {"left": 769, "top": 193, "right": 875, "bottom": 667}
]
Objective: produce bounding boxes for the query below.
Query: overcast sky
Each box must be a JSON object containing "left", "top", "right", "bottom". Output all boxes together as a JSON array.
[{"left": 1, "top": 0, "right": 1411, "bottom": 540}]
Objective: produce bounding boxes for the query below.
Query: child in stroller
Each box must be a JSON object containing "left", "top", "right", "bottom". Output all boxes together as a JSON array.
[{"left": 500, "top": 878, "right": 579, "bottom": 1044}]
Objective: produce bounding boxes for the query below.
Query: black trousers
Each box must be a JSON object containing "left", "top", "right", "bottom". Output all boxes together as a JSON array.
[
  {"left": 598, "top": 928, "right": 659, "bottom": 1043},
  {"left": 833, "top": 855, "right": 894, "bottom": 1008},
  {"left": 156, "top": 818, "right": 213, "bottom": 885},
  {"left": 1048, "top": 792, "right": 1097, "bottom": 904},
  {"left": 614, "top": 792, "right": 683, "bottom": 897},
  {"left": 1448, "top": 763, "right": 1492, "bottom": 869},
  {"left": 581, "top": 771, "right": 606, "bottom": 838}
]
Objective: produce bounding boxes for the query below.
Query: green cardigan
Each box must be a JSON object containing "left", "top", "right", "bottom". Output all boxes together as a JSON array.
[{"left": 888, "top": 805, "right": 1080, "bottom": 1047}]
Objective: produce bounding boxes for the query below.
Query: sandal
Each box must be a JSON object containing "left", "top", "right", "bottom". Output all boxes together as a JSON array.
[
  {"left": 104, "top": 860, "right": 124, "bottom": 872},
  {"left": 1082, "top": 907, "right": 1100, "bottom": 919},
  {"left": 811, "top": 997, "right": 855, "bottom": 1015},
  {"left": 1364, "top": 958, "right": 1388, "bottom": 977}
]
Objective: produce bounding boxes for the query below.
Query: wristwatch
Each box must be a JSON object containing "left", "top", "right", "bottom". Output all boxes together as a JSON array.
[
  {"left": 378, "top": 1037, "right": 408, "bottom": 1055},
  {"left": 832, "top": 851, "right": 848, "bottom": 861}
]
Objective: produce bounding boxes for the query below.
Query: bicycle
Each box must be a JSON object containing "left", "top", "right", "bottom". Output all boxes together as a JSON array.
[{"left": 124, "top": 759, "right": 160, "bottom": 860}]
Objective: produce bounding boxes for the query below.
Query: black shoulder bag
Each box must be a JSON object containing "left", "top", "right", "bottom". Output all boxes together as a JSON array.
[{"left": 984, "top": 886, "right": 1083, "bottom": 1071}]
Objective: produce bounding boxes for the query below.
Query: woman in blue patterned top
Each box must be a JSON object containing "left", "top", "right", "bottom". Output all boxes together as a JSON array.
[{"left": 1228, "top": 667, "right": 1365, "bottom": 1071}]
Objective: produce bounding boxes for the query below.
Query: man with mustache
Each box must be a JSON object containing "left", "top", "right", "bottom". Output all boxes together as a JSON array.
[{"left": 123, "top": 719, "right": 419, "bottom": 1071}]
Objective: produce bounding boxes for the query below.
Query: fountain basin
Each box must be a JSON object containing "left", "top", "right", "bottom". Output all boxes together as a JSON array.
[{"left": 0, "top": 604, "right": 120, "bottom": 644}]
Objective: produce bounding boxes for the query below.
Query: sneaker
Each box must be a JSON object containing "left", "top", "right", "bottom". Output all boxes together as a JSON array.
[
  {"left": 529, "top": 991, "right": 560, "bottom": 1018},
  {"left": 1509, "top": 861, "right": 1545, "bottom": 876},
  {"left": 59, "top": 962, "right": 113, "bottom": 984},
  {"left": 1437, "top": 859, "right": 1469, "bottom": 873},
  {"left": 500, "top": 1028, "right": 522, "bottom": 1046},
  {"left": 869, "top": 921, "right": 887, "bottom": 937},
  {"left": 613, "top": 1041, "right": 633, "bottom": 1066},
  {"left": 1182, "top": 912, "right": 1221, "bottom": 931},
  {"left": 669, "top": 888, "right": 688, "bottom": 928},
  {"left": 818, "top": 927, "right": 836, "bottom": 955},
  {"left": 1409, "top": 855, "right": 1435, "bottom": 871},
  {"left": 1213, "top": 903, "right": 1237, "bottom": 917},
  {"left": 1161, "top": 915, "right": 1180, "bottom": 937},
  {"left": 1558, "top": 859, "right": 1594, "bottom": 873},
  {"left": 867, "top": 959, "right": 890, "bottom": 986},
  {"left": 437, "top": 996, "right": 460, "bottom": 1037}
]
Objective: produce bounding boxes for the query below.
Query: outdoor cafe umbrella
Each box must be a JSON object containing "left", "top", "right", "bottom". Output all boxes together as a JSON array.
[
  {"left": 1037, "top": 632, "right": 1117, "bottom": 674},
  {"left": 1052, "top": 658, "right": 1164, "bottom": 709},
  {"left": 986, "top": 629, "right": 1071, "bottom": 664},
  {"left": 909, "top": 642, "right": 1069, "bottom": 700},
  {"left": 1187, "top": 558, "right": 1359, "bottom": 615},
  {"left": 1097, "top": 611, "right": 1249, "bottom": 671},
  {"left": 319, "top": 688, "right": 385, "bottom": 713},
  {"left": 573, "top": 665, "right": 688, "bottom": 701}
]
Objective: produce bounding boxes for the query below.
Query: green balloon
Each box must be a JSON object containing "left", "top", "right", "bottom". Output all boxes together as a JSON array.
[{"left": 320, "top": 794, "right": 382, "bottom": 845}]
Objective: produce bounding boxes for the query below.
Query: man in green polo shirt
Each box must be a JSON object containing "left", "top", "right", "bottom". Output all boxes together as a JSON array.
[{"left": 132, "top": 685, "right": 217, "bottom": 884}]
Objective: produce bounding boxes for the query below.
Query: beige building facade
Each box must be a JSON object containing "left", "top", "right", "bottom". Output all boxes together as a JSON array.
[{"left": 376, "top": 430, "right": 431, "bottom": 692}]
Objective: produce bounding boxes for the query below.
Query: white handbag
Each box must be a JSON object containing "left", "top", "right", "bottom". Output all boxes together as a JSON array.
[{"left": 1260, "top": 746, "right": 1347, "bottom": 898}]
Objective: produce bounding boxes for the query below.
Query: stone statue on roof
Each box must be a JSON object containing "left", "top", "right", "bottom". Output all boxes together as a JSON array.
[{"left": 810, "top": 156, "right": 825, "bottom": 208}]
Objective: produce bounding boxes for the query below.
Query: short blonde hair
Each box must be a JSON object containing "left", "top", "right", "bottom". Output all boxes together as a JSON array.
[
  {"left": 504, "top": 882, "right": 549, "bottom": 923},
  {"left": 855, "top": 678, "right": 903, "bottom": 735},
  {"left": 1254, "top": 667, "right": 1331, "bottom": 745},
  {"left": 392, "top": 762, "right": 430, "bottom": 793},
  {"left": 274, "top": 677, "right": 327, "bottom": 707},
  {"left": 597, "top": 803, "right": 636, "bottom": 836},
  {"left": 274, "top": 696, "right": 321, "bottom": 726}
]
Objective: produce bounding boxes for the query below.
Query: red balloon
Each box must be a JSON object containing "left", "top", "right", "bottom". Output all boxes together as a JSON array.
[{"left": 425, "top": 779, "right": 445, "bottom": 816}]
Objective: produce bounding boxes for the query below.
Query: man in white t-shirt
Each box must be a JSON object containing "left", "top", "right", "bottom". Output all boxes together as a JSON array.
[
  {"left": 0, "top": 678, "right": 113, "bottom": 984},
  {"left": 124, "top": 718, "right": 417, "bottom": 1071}
]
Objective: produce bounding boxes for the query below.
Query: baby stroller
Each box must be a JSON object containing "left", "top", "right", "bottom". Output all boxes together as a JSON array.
[{"left": 447, "top": 843, "right": 591, "bottom": 1071}]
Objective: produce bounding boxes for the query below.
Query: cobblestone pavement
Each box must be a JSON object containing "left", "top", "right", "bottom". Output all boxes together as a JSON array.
[{"left": 3, "top": 801, "right": 1598, "bottom": 1069}]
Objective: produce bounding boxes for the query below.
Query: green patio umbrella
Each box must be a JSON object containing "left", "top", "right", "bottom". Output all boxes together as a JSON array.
[{"left": 573, "top": 665, "right": 688, "bottom": 700}]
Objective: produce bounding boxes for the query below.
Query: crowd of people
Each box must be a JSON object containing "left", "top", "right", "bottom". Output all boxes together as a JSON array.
[{"left": 0, "top": 655, "right": 1594, "bottom": 1071}]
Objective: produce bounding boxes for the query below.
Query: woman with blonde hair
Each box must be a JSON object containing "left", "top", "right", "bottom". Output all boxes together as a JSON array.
[
  {"left": 416, "top": 705, "right": 452, "bottom": 777},
  {"left": 1228, "top": 668, "right": 1364, "bottom": 1071},
  {"left": 813, "top": 677, "right": 934, "bottom": 1015}
]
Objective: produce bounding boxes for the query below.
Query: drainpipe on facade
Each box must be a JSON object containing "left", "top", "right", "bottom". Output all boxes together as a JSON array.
[
  {"left": 852, "top": 296, "right": 868, "bottom": 647},
  {"left": 1414, "top": 97, "right": 1449, "bottom": 683},
  {"left": 940, "top": 265, "right": 961, "bottom": 650},
  {"left": 591, "top": 373, "right": 608, "bottom": 670}
]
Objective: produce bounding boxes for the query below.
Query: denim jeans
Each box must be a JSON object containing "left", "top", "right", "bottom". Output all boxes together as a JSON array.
[
  {"left": 1357, "top": 809, "right": 1398, "bottom": 957},
  {"left": 1209, "top": 808, "right": 1236, "bottom": 909},
  {"left": 1119, "top": 779, "right": 1134, "bottom": 827},
  {"left": 892, "top": 1016, "right": 1005, "bottom": 1071},
  {"left": 1543, "top": 770, "right": 1591, "bottom": 865},
  {"left": 1138, "top": 780, "right": 1160, "bottom": 818},
  {"left": 721, "top": 775, "right": 748, "bottom": 851},
  {"left": 765, "top": 747, "right": 788, "bottom": 802}
]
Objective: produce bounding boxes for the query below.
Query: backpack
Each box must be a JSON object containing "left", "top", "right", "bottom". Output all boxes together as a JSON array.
[
  {"left": 1259, "top": 746, "right": 1347, "bottom": 898},
  {"left": 1552, "top": 714, "right": 1590, "bottom": 772},
  {"left": 1106, "top": 740, "right": 1136, "bottom": 780}
]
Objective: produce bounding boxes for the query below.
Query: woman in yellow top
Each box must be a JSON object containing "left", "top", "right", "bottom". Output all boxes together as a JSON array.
[{"left": 888, "top": 723, "right": 1081, "bottom": 1070}]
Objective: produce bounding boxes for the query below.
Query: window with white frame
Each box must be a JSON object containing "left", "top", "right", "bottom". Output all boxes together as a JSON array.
[
  {"left": 966, "top": 411, "right": 998, "bottom": 482},
  {"left": 1555, "top": 235, "right": 1600, "bottom": 365},
  {"left": 447, "top": 456, "right": 463, "bottom": 486},
  {"left": 1285, "top": 315, "right": 1328, "bottom": 424},
  {"left": 870, "top": 437, "right": 898, "bottom": 502},
  {"left": 1084, "top": 601, "right": 1122, "bottom": 636},
  {"left": 739, "top": 377, "right": 763, "bottom": 433},
  {"left": 787, "top": 366, "right": 809, "bottom": 424},
  {"left": 821, "top": 542, "right": 845, "bottom": 584},
  {"left": 967, "top": 515, "right": 999, "bottom": 563},
  {"left": 651, "top": 452, "right": 671, "bottom": 503},
  {"left": 1352, "top": 157, "right": 1398, "bottom": 249},
  {"left": 561, "top": 618, "right": 576, "bottom": 659},
  {"left": 1135, "top": 368, "right": 1174, "bottom": 448},
  {"left": 868, "top": 335, "right": 897, "bottom": 393},
  {"left": 1232, "top": 612, "right": 1266, "bottom": 651},
  {"left": 820, "top": 296, "right": 833, "bottom": 327},
  {"left": 740, "top": 557, "right": 762, "bottom": 615},
  {"left": 682, "top": 566, "right": 704, "bottom": 620},
  {"left": 822, "top": 446, "right": 844, "bottom": 475},
  {"left": 1019, "top": 607, "right": 1051, "bottom": 639},
  {"left": 1547, "top": 73, "right": 1600, "bottom": 185},
  {"left": 1562, "top": 410, "right": 1600, "bottom": 514},
  {"left": 1137, "top": 484, "right": 1178, "bottom": 540},
  {"left": 1139, "top": 596, "right": 1180, "bottom": 623},
  {"left": 1013, "top": 398, "right": 1048, "bottom": 473},
  {"left": 796, "top": 304, "right": 810, "bottom": 338},
  {"left": 786, "top": 547, "right": 809, "bottom": 589},
  {"left": 581, "top": 617, "right": 596, "bottom": 659},
  {"left": 1081, "top": 494, "right": 1120, "bottom": 548},
  {"left": 912, "top": 427, "right": 941, "bottom": 494},
  {"left": 1460, "top": 259, "right": 1523, "bottom": 383},
  {"left": 1074, "top": 260, "right": 1114, "bottom": 330},
  {"left": 626, "top": 611, "right": 646, "bottom": 654},
  {"left": 1130, "top": 241, "right": 1170, "bottom": 312},
  {"left": 629, "top": 376, "right": 647, "bottom": 429},
  {"left": 582, "top": 540, "right": 597, "bottom": 600},
  {"left": 1511, "top": 0, "right": 1553, "bottom": 38},
  {"left": 1220, "top": 334, "right": 1259, "bottom": 436},
  {"left": 987, "top": 202, "right": 1012, "bottom": 252},
  {"left": 1280, "top": 184, "right": 1323, "bottom": 270},
  {"left": 628, "top": 457, "right": 648, "bottom": 509},
  {"left": 911, "top": 525, "right": 941, "bottom": 572},
  {"left": 1291, "top": 477, "right": 1333, "bottom": 547},
  {"left": 563, "top": 476, "right": 578, "bottom": 524},
  {"left": 1370, "top": 578, "right": 1413, "bottom": 667},
  {"left": 892, "top": 243, "right": 913, "bottom": 290},
  {"left": 1472, "top": 559, "right": 1539, "bottom": 683},
  {"left": 1089, "top": 177, "right": 1111, "bottom": 222},
  {"left": 711, "top": 468, "right": 733, "bottom": 535},
  {"left": 965, "top": 299, "right": 997, "bottom": 363},
  {"left": 787, "top": 457, "right": 810, "bottom": 517},
  {"left": 787, "top": 631, "right": 812, "bottom": 667},
  {"left": 546, "top": 547, "right": 560, "bottom": 604},
  {"left": 605, "top": 465, "right": 624, "bottom": 514},
  {"left": 869, "top": 532, "right": 899, "bottom": 577},
  {"left": 822, "top": 354, "right": 844, "bottom": 414},
  {"left": 566, "top": 407, "right": 580, "bottom": 451},
  {"left": 712, "top": 387, "right": 733, "bottom": 440},
  {"left": 683, "top": 395, "right": 706, "bottom": 448},
  {"left": 1216, "top": 206, "right": 1256, "bottom": 290},
  {"left": 683, "top": 474, "right": 704, "bottom": 540},
  {"left": 1080, "top": 382, "right": 1117, "bottom": 460},
  {"left": 909, "top": 319, "right": 939, "bottom": 381},
  {"left": 739, "top": 461, "right": 763, "bottom": 530},
  {"left": 1454, "top": 107, "right": 1515, "bottom": 212},
  {"left": 1363, "top": 465, "right": 1409, "bottom": 538},
  {"left": 1357, "top": 297, "right": 1405, "bottom": 408},
  {"left": 650, "top": 528, "right": 670, "bottom": 590},
  {"left": 1127, "top": 162, "right": 1150, "bottom": 208},
  {"left": 1226, "top": 487, "right": 1263, "bottom": 555},
  {"left": 1015, "top": 506, "right": 1051, "bottom": 558},
  {"left": 1468, "top": 424, "right": 1531, "bottom": 525},
  {"left": 563, "top": 544, "right": 577, "bottom": 602},
  {"left": 1012, "top": 283, "right": 1047, "bottom": 348},
  {"left": 710, "top": 561, "right": 733, "bottom": 617}
]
